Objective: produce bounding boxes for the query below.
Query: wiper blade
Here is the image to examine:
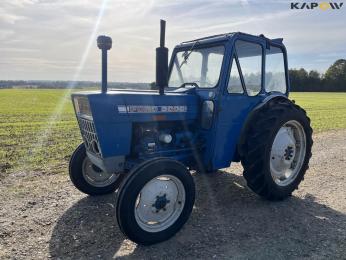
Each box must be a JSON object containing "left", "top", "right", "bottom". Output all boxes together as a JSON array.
[{"left": 179, "top": 41, "right": 200, "bottom": 68}]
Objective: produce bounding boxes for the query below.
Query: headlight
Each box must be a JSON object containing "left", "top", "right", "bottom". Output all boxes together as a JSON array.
[{"left": 73, "top": 96, "right": 92, "bottom": 118}]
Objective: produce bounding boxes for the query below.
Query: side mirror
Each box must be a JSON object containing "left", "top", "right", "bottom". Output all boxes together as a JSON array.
[{"left": 201, "top": 100, "right": 214, "bottom": 129}]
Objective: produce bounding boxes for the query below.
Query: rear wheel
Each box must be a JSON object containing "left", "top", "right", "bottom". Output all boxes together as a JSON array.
[
  {"left": 116, "top": 158, "right": 195, "bottom": 245},
  {"left": 240, "top": 98, "right": 313, "bottom": 200},
  {"left": 69, "top": 143, "right": 124, "bottom": 196}
]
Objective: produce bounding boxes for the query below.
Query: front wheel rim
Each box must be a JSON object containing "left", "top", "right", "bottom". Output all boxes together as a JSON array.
[
  {"left": 82, "top": 157, "right": 119, "bottom": 187},
  {"left": 270, "top": 120, "right": 307, "bottom": 186},
  {"left": 134, "top": 175, "right": 186, "bottom": 233}
]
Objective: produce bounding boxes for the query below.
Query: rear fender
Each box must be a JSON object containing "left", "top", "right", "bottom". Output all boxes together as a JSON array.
[{"left": 234, "top": 94, "right": 289, "bottom": 161}]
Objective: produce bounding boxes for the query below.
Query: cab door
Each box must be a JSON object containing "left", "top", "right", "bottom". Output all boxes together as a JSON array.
[{"left": 211, "top": 39, "right": 266, "bottom": 169}]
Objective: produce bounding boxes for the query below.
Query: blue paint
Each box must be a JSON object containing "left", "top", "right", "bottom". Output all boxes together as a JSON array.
[{"left": 71, "top": 32, "right": 289, "bottom": 172}]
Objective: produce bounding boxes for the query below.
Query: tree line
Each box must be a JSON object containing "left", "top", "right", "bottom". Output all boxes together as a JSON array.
[
  {"left": 289, "top": 59, "right": 346, "bottom": 92},
  {"left": 1, "top": 59, "right": 345, "bottom": 92},
  {"left": 0, "top": 80, "right": 150, "bottom": 90}
]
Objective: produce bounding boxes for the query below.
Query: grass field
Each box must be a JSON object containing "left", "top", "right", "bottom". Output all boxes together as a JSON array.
[
  {"left": 0, "top": 89, "right": 80, "bottom": 174},
  {"left": 0, "top": 89, "right": 345, "bottom": 174},
  {"left": 290, "top": 92, "right": 346, "bottom": 132}
]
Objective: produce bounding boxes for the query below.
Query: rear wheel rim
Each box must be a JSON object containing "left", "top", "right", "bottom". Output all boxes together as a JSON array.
[
  {"left": 134, "top": 175, "right": 186, "bottom": 233},
  {"left": 82, "top": 157, "right": 119, "bottom": 187},
  {"left": 270, "top": 120, "right": 306, "bottom": 186}
]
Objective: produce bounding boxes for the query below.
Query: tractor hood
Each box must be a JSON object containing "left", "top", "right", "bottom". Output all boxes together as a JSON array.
[
  {"left": 71, "top": 90, "right": 199, "bottom": 159},
  {"left": 72, "top": 89, "right": 199, "bottom": 123}
]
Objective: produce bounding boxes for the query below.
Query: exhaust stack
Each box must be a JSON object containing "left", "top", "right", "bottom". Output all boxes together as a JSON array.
[
  {"left": 156, "top": 20, "right": 169, "bottom": 95},
  {"left": 97, "top": 35, "right": 112, "bottom": 93}
]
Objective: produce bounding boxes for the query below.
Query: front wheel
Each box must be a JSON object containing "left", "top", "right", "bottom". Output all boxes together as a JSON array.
[
  {"left": 116, "top": 158, "right": 195, "bottom": 245},
  {"left": 69, "top": 143, "right": 124, "bottom": 196},
  {"left": 241, "top": 98, "right": 313, "bottom": 201}
]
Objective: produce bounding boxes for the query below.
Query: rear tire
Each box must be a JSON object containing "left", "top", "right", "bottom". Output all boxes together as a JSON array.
[
  {"left": 69, "top": 143, "right": 124, "bottom": 196},
  {"left": 240, "top": 98, "right": 313, "bottom": 200},
  {"left": 116, "top": 158, "right": 195, "bottom": 245}
]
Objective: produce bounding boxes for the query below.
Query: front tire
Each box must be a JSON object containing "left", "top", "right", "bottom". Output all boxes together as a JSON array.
[
  {"left": 69, "top": 143, "right": 124, "bottom": 196},
  {"left": 241, "top": 98, "right": 313, "bottom": 200},
  {"left": 116, "top": 158, "right": 195, "bottom": 245}
]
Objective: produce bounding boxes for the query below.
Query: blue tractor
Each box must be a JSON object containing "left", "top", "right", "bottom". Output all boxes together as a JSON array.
[{"left": 69, "top": 20, "right": 313, "bottom": 245}]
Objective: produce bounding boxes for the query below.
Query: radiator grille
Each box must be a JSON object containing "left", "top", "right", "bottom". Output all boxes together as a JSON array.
[{"left": 77, "top": 117, "right": 101, "bottom": 157}]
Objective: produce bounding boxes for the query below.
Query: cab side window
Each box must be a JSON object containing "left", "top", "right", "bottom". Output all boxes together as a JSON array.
[
  {"left": 235, "top": 40, "right": 263, "bottom": 96},
  {"left": 227, "top": 57, "right": 244, "bottom": 94},
  {"left": 265, "top": 46, "right": 287, "bottom": 94}
]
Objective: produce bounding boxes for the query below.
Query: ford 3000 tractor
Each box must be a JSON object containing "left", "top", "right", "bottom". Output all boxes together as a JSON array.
[{"left": 69, "top": 20, "right": 313, "bottom": 245}]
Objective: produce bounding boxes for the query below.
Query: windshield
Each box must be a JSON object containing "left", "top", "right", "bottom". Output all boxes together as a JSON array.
[{"left": 168, "top": 45, "right": 224, "bottom": 88}]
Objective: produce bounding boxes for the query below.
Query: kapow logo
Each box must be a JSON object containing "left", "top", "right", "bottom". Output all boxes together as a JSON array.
[{"left": 291, "top": 2, "right": 344, "bottom": 10}]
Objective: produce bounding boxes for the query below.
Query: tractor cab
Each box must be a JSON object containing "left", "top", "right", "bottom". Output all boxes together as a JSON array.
[
  {"left": 166, "top": 32, "right": 290, "bottom": 169},
  {"left": 168, "top": 32, "right": 288, "bottom": 97}
]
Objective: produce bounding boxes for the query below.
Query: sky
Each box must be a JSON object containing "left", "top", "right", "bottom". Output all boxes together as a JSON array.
[{"left": 0, "top": 0, "right": 345, "bottom": 82}]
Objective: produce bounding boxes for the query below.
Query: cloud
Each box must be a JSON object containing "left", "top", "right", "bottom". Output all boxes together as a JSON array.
[
  {"left": 175, "top": 10, "right": 293, "bottom": 33},
  {"left": 0, "top": 29, "right": 14, "bottom": 40},
  {"left": 0, "top": 7, "right": 27, "bottom": 24},
  {"left": 0, "top": 0, "right": 345, "bottom": 81}
]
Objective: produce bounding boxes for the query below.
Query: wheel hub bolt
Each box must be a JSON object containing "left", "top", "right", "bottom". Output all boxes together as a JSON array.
[
  {"left": 152, "top": 194, "right": 170, "bottom": 212},
  {"left": 284, "top": 146, "right": 294, "bottom": 160}
]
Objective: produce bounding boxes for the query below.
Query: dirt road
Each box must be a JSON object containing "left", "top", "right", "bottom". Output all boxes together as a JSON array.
[{"left": 1, "top": 130, "right": 346, "bottom": 259}]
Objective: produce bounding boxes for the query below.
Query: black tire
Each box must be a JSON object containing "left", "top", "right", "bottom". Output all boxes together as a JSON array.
[
  {"left": 116, "top": 158, "right": 195, "bottom": 245},
  {"left": 240, "top": 98, "right": 313, "bottom": 201},
  {"left": 69, "top": 143, "right": 124, "bottom": 196}
]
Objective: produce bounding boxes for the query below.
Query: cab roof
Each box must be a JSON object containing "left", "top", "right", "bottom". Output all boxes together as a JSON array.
[{"left": 178, "top": 32, "right": 283, "bottom": 48}]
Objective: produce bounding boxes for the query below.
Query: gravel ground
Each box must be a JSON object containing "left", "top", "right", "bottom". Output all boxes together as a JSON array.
[{"left": 1, "top": 130, "right": 346, "bottom": 259}]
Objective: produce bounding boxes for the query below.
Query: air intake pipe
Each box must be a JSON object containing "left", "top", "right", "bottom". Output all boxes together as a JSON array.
[
  {"left": 156, "top": 20, "right": 169, "bottom": 95},
  {"left": 97, "top": 35, "right": 112, "bottom": 93}
]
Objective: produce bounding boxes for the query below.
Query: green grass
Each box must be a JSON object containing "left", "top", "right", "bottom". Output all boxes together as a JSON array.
[
  {"left": 290, "top": 92, "right": 346, "bottom": 132},
  {"left": 0, "top": 89, "right": 345, "bottom": 174},
  {"left": 0, "top": 89, "right": 81, "bottom": 174}
]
